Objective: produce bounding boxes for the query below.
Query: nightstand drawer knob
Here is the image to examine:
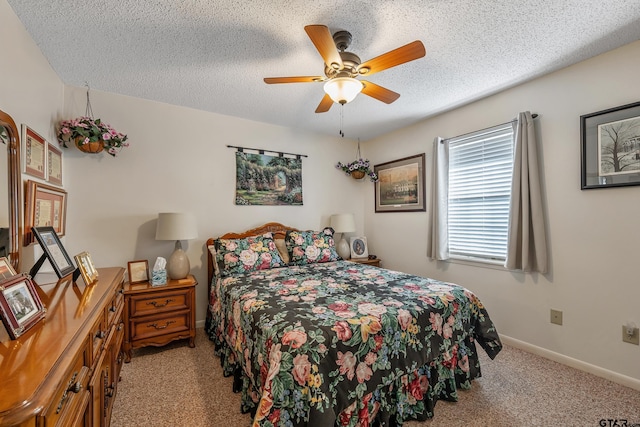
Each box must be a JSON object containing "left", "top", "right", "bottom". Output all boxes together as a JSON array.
[
  {"left": 148, "top": 320, "right": 176, "bottom": 330},
  {"left": 146, "top": 298, "right": 174, "bottom": 308}
]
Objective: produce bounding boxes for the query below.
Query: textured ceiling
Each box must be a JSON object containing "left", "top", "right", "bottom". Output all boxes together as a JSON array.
[{"left": 6, "top": 0, "right": 640, "bottom": 140}]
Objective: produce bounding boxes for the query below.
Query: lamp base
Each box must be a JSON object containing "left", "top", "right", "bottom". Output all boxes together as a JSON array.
[
  {"left": 337, "top": 237, "right": 351, "bottom": 260},
  {"left": 167, "top": 244, "right": 190, "bottom": 280}
]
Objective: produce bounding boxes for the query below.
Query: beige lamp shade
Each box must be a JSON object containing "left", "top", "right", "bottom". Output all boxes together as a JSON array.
[
  {"left": 330, "top": 214, "right": 356, "bottom": 260},
  {"left": 156, "top": 213, "right": 198, "bottom": 280}
]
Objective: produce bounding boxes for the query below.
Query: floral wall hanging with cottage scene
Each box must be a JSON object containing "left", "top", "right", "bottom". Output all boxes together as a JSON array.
[{"left": 234, "top": 151, "right": 303, "bottom": 206}]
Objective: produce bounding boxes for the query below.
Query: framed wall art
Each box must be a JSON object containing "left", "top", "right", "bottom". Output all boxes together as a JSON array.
[
  {"left": 74, "top": 251, "right": 98, "bottom": 285},
  {"left": 31, "top": 226, "right": 75, "bottom": 278},
  {"left": 24, "top": 180, "right": 67, "bottom": 245},
  {"left": 350, "top": 236, "right": 369, "bottom": 259},
  {"left": 21, "top": 125, "right": 47, "bottom": 180},
  {"left": 374, "top": 153, "right": 426, "bottom": 212},
  {"left": 127, "top": 260, "right": 149, "bottom": 284},
  {"left": 0, "top": 273, "right": 46, "bottom": 339},
  {"left": 0, "top": 256, "right": 17, "bottom": 281},
  {"left": 581, "top": 101, "right": 640, "bottom": 189},
  {"left": 47, "top": 142, "right": 63, "bottom": 186}
]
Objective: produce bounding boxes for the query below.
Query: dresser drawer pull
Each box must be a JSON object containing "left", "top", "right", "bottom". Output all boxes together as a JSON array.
[
  {"left": 117, "top": 323, "right": 124, "bottom": 331},
  {"left": 146, "top": 298, "right": 174, "bottom": 308},
  {"left": 110, "top": 305, "right": 117, "bottom": 312},
  {"left": 56, "top": 372, "right": 82, "bottom": 414},
  {"left": 95, "top": 330, "right": 106, "bottom": 339},
  {"left": 148, "top": 320, "right": 176, "bottom": 330}
]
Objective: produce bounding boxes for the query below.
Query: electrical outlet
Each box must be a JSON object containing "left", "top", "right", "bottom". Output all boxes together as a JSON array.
[
  {"left": 550, "top": 309, "right": 563, "bottom": 325},
  {"left": 622, "top": 325, "right": 639, "bottom": 345}
]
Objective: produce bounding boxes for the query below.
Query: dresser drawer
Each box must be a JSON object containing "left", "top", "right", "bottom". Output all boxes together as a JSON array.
[
  {"left": 128, "top": 290, "right": 190, "bottom": 318},
  {"left": 129, "top": 310, "right": 191, "bottom": 341},
  {"left": 42, "top": 344, "right": 90, "bottom": 427}
]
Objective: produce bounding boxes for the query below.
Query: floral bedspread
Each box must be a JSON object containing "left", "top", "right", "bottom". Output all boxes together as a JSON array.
[{"left": 206, "top": 261, "right": 501, "bottom": 426}]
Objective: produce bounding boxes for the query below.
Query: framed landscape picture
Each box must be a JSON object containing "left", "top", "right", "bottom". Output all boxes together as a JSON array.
[
  {"left": 374, "top": 153, "right": 426, "bottom": 212},
  {"left": 581, "top": 101, "right": 640, "bottom": 189}
]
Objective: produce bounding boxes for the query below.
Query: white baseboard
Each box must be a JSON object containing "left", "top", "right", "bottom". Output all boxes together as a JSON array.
[
  {"left": 500, "top": 334, "right": 640, "bottom": 391},
  {"left": 196, "top": 319, "right": 206, "bottom": 329}
]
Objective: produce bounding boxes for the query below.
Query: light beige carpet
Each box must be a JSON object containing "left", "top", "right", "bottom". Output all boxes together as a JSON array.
[{"left": 111, "top": 328, "right": 640, "bottom": 426}]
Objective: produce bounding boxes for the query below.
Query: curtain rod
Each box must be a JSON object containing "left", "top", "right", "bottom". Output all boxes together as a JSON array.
[
  {"left": 442, "top": 113, "right": 538, "bottom": 143},
  {"left": 226, "top": 145, "right": 308, "bottom": 159}
]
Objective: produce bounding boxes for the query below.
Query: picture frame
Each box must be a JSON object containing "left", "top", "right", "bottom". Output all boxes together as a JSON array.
[
  {"left": 31, "top": 226, "right": 75, "bottom": 278},
  {"left": 581, "top": 101, "right": 640, "bottom": 189},
  {"left": 21, "top": 125, "right": 46, "bottom": 180},
  {"left": 374, "top": 153, "right": 426, "bottom": 212},
  {"left": 0, "top": 273, "right": 46, "bottom": 339},
  {"left": 127, "top": 260, "right": 149, "bottom": 284},
  {"left": 0, "top": 256, "right": 17, "bottom": 281},
  {"left": 350, "top": 236, "right": 369, "bottom": 259},
  {"left": 74, "top": 251, "right": 99, "bottom": 285},
  {"left": 24, "top": 180, "right": 67, "bottom": 245},
  {"left": 46, "top": 142, "right": 63, "bottom": 186}
]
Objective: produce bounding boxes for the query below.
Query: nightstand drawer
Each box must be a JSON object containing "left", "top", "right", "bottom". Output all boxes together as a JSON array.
[
  {"left": 129, "top": 290, "right": 190, "bottom": 318},
  {"left": 129, "top": 310, "right": 191, "bottom": 341}
]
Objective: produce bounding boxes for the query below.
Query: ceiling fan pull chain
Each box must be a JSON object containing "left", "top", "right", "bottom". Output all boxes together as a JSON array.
[{"left": 339, "top": 104, "right": 344, "bottom": 137}]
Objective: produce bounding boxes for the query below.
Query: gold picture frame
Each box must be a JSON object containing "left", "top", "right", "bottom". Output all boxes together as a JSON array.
[
  {"left": 74, "top": 251, "right": 98, "bottom": 285},
  {"left": 0, "top": 256, "right": 17, "bottom": 281},
  {"left": 24, "top": 180, "right": 67, "bottom": 246},
  {"left": 374, "top": 153, "right": 426, "bottom": 213}
]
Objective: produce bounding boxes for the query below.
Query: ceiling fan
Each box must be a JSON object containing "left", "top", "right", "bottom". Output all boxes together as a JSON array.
[{"left": 264, "top": 25, "right": 426, "bottom": 113}]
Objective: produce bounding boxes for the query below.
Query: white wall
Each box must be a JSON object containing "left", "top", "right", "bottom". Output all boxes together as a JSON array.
[
  {"left": 365, "top": 40, "right": 640, "bottom": 384},
  {"left": 61, "top": 87, "right": 365, "bottom": 322},
  {"left": 0, "top": 0, "right": 65, "bottom": 268}
]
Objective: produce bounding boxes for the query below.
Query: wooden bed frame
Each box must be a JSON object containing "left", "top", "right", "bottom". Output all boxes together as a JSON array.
[{"left": 206, "top": 222, "right": 299, "bottom": 284}]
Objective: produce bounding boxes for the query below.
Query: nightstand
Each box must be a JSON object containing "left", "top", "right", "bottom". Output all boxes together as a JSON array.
[
  {"left": 123, "top": 274, "right": 197, "bottom": 362},
  {"left": 347, "top": 258, "right": 381, "bottom": 267}
]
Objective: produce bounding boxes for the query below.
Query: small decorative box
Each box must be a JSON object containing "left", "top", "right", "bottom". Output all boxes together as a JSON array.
[{"left": 151, "top": 269, "right": 167, "bottom": 286}]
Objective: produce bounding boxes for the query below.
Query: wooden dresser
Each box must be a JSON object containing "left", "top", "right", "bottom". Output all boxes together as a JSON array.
[{"left": 0, "top": 267, "right": 126, "bottom": 427}]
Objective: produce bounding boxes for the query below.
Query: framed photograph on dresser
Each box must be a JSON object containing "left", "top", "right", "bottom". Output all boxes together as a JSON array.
[
  {"left": 350, "top": 236, "right": 369, "bottom": 259},
  {"left": 31, "top": 226, "right": 75, "bottom": 278},
  {"left": 74, "top": 252, "right": 98, "bottom": 285},
  {"left": 127, "top": 260, "right": 149, "bottom": 284},
  {"left": 0, "top": 273, "right": 46, "bottom": 339},
  {"left": 0, "top": 257, "right": 17, "bottom": 281}
]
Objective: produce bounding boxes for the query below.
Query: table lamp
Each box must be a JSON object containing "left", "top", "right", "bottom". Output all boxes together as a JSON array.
[
  {"left": 330, "top": 213, "right": 356, "bottom": 260},
  {"left": 155, "top": 212, "right": 198, "bottom": 280}
]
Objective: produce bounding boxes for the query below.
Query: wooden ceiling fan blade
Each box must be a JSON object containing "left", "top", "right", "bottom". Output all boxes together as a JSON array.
[
  {"left": 304, "top": 25, "right": 343, "bottom": 70},
  {"left": 315, "top": 94, "right": 333, "bottom": 113},
  {"left": 361, "top": 81, "right": 400, "bottom": 104},
  {"left": 357, "top": 41, "right": 426, "bottom": 76},
  {"left": 264, "top": 76, "right": 324, "bottom": 84}
]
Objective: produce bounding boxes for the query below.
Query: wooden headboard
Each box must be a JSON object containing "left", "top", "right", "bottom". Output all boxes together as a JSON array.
[{"left": 206, "top": 222, "right": 299, "bottom": 284}]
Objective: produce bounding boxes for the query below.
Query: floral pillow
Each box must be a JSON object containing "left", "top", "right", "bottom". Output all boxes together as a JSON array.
[
  {"left": 285, "top": 227, "right": 341, "bottom": 265},
  {"left": 214, "top": 232, "right": 285, "bottom": 277}
]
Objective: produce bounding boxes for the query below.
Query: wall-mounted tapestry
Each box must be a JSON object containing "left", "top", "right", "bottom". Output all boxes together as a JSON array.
[{"left": 235, "top": 152, "right": 303, "bottom": 205}]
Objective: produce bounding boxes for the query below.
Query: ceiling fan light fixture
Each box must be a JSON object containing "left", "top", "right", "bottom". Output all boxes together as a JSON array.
[{"left": 324, "top": 77, "right": 363, "bottom": 104}]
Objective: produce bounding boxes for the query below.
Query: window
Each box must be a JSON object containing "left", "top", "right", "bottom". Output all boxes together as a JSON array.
[{"left": 447, "top": 123, "right": 514, "bottom": 262}]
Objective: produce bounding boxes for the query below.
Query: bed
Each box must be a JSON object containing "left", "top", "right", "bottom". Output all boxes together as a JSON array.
[{"left": 205, "top": 222, "right": 502, "bottom": 426}]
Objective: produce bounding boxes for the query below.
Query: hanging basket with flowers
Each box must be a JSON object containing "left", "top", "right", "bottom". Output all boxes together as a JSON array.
[
  {"left": 335, "top": 158, "right": 378, "bottom": 182},
  {"left": 56, "top": 85, "right": 129, "bottom": 157},
  {"left": 335, "top": 141, "right": 378, "bottom": 182}
]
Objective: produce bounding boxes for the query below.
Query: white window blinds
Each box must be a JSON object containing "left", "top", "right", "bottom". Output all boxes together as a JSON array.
[{"left": 448, "top": 123, "right": 514, "bottom": 262}]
